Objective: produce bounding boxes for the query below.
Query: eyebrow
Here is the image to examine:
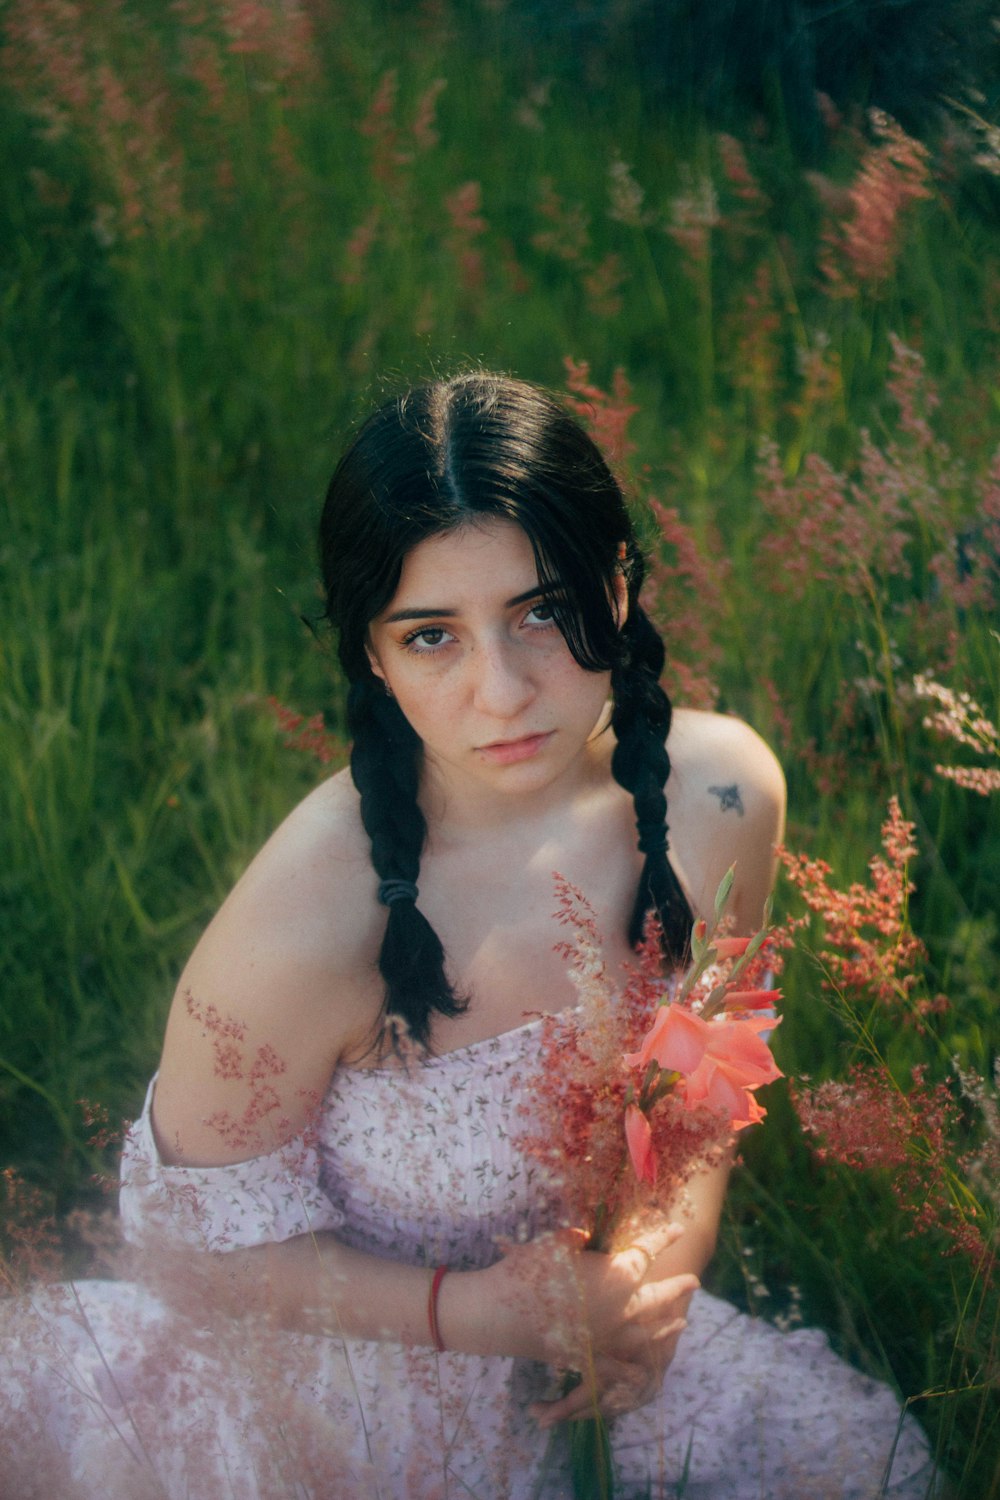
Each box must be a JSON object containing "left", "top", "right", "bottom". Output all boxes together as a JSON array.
[{"left": 382, "top": 582, "right": 560, "bottom": 625}]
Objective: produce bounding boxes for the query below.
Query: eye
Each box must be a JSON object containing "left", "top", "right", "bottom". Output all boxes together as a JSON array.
[
  {"left": 523, "top": 599, "right": 558, "bottom": 627},
  {"left": 401, "top": 624, "right": 454, "bottom": 654}
]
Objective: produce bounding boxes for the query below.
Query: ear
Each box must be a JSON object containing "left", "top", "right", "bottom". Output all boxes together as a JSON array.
[{"left": 365, "top": 640, "right": 387, "bottom": 685}]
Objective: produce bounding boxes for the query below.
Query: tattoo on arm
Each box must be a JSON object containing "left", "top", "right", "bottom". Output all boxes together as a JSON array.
[{"left": 708, "top": 783, "right": 745, "bottom": 816}]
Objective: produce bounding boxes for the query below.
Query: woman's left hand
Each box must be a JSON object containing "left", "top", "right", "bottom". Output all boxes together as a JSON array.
[{"left": 528, "top": 1242, "right": 696, "bottom": 1428}]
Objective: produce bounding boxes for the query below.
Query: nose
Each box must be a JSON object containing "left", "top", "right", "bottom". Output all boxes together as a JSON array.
[{"left": 469, "top": 638, "right": 536, "bottom": 719}]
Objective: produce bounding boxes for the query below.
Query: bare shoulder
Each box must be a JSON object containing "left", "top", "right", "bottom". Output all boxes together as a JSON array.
[
  {"left": 203, "top": 766, "right": 379, "bottom": 963},
  {"left": 665, "top": 709, "right": 786, "bottom": 932},
  {"left": 667, "top": 708, "right": 786, "bottom": 805},
  {"left": 152, "top": 767, "right": 384, "bottom": 1165}
]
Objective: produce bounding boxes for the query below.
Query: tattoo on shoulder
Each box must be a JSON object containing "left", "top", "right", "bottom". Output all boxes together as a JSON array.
[{"left": 708, "top": 783, "right": 745, "bottom": 816}]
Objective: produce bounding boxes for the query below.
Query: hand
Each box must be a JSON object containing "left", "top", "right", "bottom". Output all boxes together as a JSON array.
[
  {"left": 474, "top": 1221, "right": 698, "bottom": 1421},
  {"left": 529, "top": 1232, "right": 696, "bottom": 1427}
]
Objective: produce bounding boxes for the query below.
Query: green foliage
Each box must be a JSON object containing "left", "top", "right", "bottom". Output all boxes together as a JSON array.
[
  {"left": 497, "top": 0, "right": 1000, "bottom": 150},
  {"left": 0, "top": 1, "right": 998, "bottom": 1490}
]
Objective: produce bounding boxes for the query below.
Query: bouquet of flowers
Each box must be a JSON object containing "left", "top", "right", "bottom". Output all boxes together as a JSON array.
[{"left": 521, "top": 868, "right": 782, "bottom": 1499}]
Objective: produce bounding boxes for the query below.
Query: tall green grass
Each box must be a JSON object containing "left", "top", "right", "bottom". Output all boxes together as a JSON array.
[{"left": 1, "top": 2, "right": 998, "bottom": 1492}]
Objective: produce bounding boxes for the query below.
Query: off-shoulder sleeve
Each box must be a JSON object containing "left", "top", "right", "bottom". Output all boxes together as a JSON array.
[{"left": 118, "top": 1077, "right": 345, "bottom": 1253}]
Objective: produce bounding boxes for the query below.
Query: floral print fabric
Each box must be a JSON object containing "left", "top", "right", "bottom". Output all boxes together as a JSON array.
[{"left": 4, "top": 1016, "right": 941, "bottom": 1498}]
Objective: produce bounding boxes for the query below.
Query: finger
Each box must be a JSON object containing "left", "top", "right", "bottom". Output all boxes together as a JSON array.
[
  {"left": 648, "top": 1315, "right": 688, "bottom": 1346},
  {"left": 531, "top": 1366, "right": 657, "bottom": 1428},
  {"left": 618, "top": 1218, "right": 685, "bottom": 1272},
  {"left": 597, "top": 1312, "right": 688, "bottom": 1367},
  {"left": 590, "top": 1374, "right": 658, "bottom": 1420},
  {"left": 631, "top": 1271, "right": 699, "bottom": 1321},
  {"left": 529, "top": 1356, "right": 636, "bottom": 1429},
  {"left": 530, "top": 1380, "right": 601, "bottom": 1430}
]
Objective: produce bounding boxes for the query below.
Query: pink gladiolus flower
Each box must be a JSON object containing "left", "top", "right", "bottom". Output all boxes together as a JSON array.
[
  {"left": 713, "top": 936, "right": 752, "bottom": 959},
  {"left": 723, "top": 988, "right": 781, "bottom": 1011},
  {"left": 625, "top": 1103, "right": 656, "bottom": 1185},
  {"left": 625, "top": 1006, "right": 781, "bottom": 1130},
  {"left": 737, "top": 1092, "right": 768, "bottom": 1130}
]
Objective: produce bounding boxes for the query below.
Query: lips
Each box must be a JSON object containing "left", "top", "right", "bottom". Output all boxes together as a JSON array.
[{"left": 476, "top": 732, "right": 553, "bottom": 765}]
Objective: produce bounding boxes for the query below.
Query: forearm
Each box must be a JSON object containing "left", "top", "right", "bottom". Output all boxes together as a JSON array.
[
  {"left": 213, "top": 1232, "right": 446, "bottom": 1347},
  {"left": 645, "top": 1149, "right": 733, "bottom": 1285},
  {"left": 234, "top": 1232, "right": 571, "bottom": 1361},
  {"left": 200, "top": 1231, "right": 522, "bottom": 1357},
  {"left": 162, "top": 1207, "right": 708, "bottom": 1374}
]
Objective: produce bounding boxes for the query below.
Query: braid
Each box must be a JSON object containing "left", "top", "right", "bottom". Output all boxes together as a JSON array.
[
  {"left": 611, "top": 606, "right": 693, "bottom": 962},
  {"left": 348, "top": 678, "right": 467, "bottom": 1047}
]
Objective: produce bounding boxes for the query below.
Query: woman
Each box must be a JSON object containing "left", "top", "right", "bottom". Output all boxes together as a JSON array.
[{"left": 6, "top": 374, "right": 938, "bottom": 1498}]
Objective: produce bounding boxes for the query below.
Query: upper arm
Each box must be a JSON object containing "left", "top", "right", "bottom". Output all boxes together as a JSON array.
[
  {"left": 151, "top": 773, "right": 384, "bottom": 1168},
  {"left": 666, "top": 710, "right": 786, "bottom": 934}
]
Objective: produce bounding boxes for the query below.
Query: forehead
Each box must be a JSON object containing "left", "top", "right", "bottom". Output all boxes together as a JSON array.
[{"left": 387, "top": 520, "right": 540, "bottom": 604}]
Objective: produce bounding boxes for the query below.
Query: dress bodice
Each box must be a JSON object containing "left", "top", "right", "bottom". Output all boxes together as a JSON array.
[
  {"left": 118, "top": 1014, "right": 564, "bottom": 1265},
  {"left": 316, "top": 1017, "right": 563, "bottom": 1270}
]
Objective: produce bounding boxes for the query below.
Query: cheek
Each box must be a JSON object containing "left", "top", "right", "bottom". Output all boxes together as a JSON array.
[
  {"left": 552, "top": 660, "right": 612, "bottom": 716},
  {"left": 389, "top": 666, "right": 462, "bottom": 723}
]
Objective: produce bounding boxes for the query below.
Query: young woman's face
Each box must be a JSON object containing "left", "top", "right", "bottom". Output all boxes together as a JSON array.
[{"left": 366, "top": 520, "right": 619, "bottom": 803}]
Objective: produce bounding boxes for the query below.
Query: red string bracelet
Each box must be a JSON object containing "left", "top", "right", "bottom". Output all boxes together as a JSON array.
[{"left": 428, "top": 1264, "right": 449, "bottom": 1352}]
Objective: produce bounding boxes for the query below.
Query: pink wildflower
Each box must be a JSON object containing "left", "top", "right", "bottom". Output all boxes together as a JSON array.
[
  {"left": 716, "top": 133, "right": 767, "bottom": 212},
  {"left": 532, "top": 178, "right": 590, "bottom": 263},
  {"left": 444, "top": 180, "right": 487, "bottom": 291},
  {"left": 666, "top": 165, "right": 719, "bottom": 271},
  {"left": 562, "top": 359, "right": 639, "bottom": 468},
  {"left": 641, "top": 497, "right": 723, "bottom": 708},
  {"left": 583, "top": 253, "right": 626, "bottom": 321},
  {"left": 794, "top": 1063, "right": 995, "bottom": 1274},
  {"left": 775, "top": 798, "right": 929, "bottom": 1018},
  {"left": 358, "top": 68, "right": 403, "bottom": 184},
  {"left": 935, "top": 765, "right": 1000, "bottom": 794},
  {"left": 220, "top": 0, "right": 317, "bottom": 87},
  {"left": 268, "top": 697, "right": 344, "bottom": 765},
  {"left": 913, "top": 673, "right": 1000, "bottom": 795},
  {"left": 410, "top": 77, "right": 446, "bottom": 153},
  {"left": 729, "top": 261, "right": 782, "bottom": 424},
  {"left": 608, "top": 154, "right": 650, "bottom": 227},
  {"left": 0, "top": 1169, "right": 62, "bottom": 1287},
  {"left": 815, "top": 110, "right": 932, "bottom": 296},
  {"left": 342, "top": 208, "right": 381, "bottom": 288}
]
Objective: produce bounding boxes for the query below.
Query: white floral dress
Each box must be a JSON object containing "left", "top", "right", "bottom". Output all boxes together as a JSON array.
[{"left": 2, "top": 1016, "right": 940, "bottom": 1499}]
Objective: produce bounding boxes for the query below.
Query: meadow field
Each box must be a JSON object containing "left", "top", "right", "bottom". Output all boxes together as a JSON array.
[{"left": 1, "top": 2, "right": 998, "bottom": 1494}]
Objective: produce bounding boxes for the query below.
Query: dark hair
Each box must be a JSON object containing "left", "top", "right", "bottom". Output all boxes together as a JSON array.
[{"left": 319, "top": 372, "right": 691, "bottom": 1046}]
